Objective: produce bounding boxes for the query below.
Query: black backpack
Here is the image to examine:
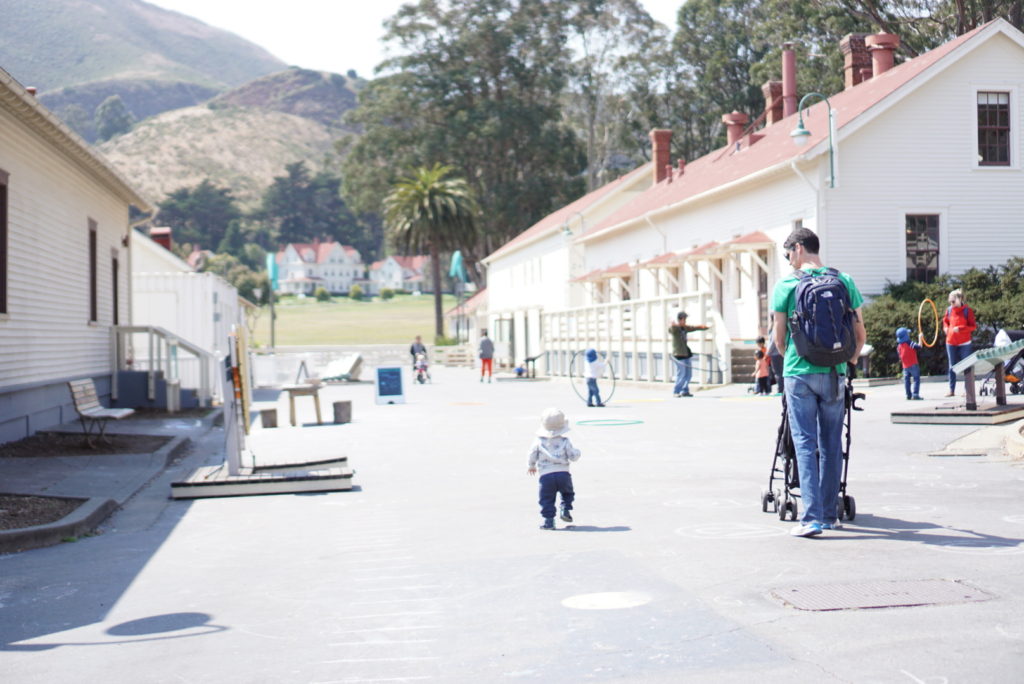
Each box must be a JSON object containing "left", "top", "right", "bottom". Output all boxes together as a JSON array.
[{"left": 788, "top": 268, "right": 856, "bottom": 368}]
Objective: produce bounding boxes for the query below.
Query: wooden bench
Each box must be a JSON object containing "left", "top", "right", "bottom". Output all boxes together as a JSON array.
[{"left": 68, "top": 378, "right": 135, "bottom": 448}]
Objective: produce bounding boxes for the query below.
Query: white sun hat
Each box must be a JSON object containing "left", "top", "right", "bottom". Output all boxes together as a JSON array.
[{"left": 536, "top": 407, "right": 570, "bottom": 437}]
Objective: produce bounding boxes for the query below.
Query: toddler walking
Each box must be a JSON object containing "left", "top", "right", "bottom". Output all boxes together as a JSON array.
[
  {"left": 527, "top": 407, "right": 581, "bottom": 530},
  {"left": 752, "top": 349, "right": 771, "bottom": 395}
]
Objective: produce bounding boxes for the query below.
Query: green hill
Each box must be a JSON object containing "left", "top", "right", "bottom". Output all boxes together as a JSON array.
[
  {"left": 0, "top": 0, "right": 285, "bottom": 91},
  {"left": 210, "top": 68, "right": 359, "bottom": 128}
]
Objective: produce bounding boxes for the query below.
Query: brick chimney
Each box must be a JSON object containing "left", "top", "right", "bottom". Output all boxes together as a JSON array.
[
  {"left": 761, "top": 80, "right": 783, "bottom": 125},
  {"left": 150, "top": 227, "right": 172, "bottom": 251},
  {"left": 649, "top": 129, "right": 673, "bottom": 185},
  {"left": 722, "top": 111, "right": 749, "bottom": 146},
  {"left": 866, "top": 33, "right": 900, "bottom": 78},
  {"left": 677, "top": 159, "right": 686, "bottom": 174},
  {"left": 25, "top": 87, "right": 37, "bottom": 96},
  {"left": 782, "top": 43, "right": 797, "bottom": 118},
  {"left": 840, "top": 33, "right": 872, "bottom": 89}
]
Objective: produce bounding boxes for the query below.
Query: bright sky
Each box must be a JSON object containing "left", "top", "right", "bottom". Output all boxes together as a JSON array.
[{"left": 146, "top": 0, "right": 682, "bottom": 79}]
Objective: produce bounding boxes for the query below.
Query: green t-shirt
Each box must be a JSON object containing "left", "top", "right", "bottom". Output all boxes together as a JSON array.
[{"left": 771, "top": 267, "right": 863, "bottom": 377}]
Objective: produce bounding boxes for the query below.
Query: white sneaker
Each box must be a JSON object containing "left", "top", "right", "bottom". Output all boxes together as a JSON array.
[{"left": 790, "top": 522, "right": 822, "bottom": 537}]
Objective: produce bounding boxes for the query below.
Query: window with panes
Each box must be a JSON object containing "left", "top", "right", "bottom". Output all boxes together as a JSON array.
[
  {"left": 905, "top": 214, "right": 939, "bottom": 283},
  {"left": 978, "top": 91, "right": 1010, "bottom": 166}
]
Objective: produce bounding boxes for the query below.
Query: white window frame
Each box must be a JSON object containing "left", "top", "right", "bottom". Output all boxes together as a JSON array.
[
  {"left": 899, "top": 207, "right": 949, "bottom": 281},
  {"left": 970, "top": 85, "right": 1019, "bottom": 171}
]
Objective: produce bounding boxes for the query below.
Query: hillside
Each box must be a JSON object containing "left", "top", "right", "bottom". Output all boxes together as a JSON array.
[
  {"left": 97, "top": 105, "right": 338, "bottom": 209},
  {"left": 0, "top": 0, "right": 285, "bottom": 92},
  {"left": 210, "top": 68, "right": 359, "bottom": 128}
]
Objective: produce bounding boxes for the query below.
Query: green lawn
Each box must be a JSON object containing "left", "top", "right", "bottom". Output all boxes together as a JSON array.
[{"left": 251, "top": 293, "right": 459, "bottom": 346}]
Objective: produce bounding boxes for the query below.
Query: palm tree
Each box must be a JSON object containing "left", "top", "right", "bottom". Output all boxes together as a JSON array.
[{"left": 383, "top": 164, "right": 478, "bottom": 339}]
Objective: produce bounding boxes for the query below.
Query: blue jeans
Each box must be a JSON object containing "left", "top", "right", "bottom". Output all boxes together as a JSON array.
[
  {"left": 672, "top": 356, "right": 692, "bottom": 394},
  {"left": 785, "top": 372, "right": 845, "bottom": 525},
  {"left": 903, "top": 364, "right": 921, "bottom": 398},
  {"left": 586, "top": 378, "right": 602, "bottom": 406},
  {"left": 946, "top": 343, "right": 972, "bottom": 392},
  {"left": 538, "top": 471, "right": 574, "bottom": 520}
]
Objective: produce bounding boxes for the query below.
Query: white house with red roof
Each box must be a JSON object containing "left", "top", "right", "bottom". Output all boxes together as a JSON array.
[
  {"left": 488, "top": 19, "right": 1024, "bottom": 385},
  {"left": 367, "top": 255, "right": 432, "bottom": 295},
  {"left": 479, "top": 163, "right": 652, "bottom": 367},
  {"left": 276, "top": 240, "right": 364, "bottom": 295}
]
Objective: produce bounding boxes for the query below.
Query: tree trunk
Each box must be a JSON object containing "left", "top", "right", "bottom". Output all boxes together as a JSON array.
[{"left": 430, "top": 241, "right": 444, "bottom": 339}]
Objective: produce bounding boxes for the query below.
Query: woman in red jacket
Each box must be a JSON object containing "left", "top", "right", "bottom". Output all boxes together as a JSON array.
[{"left": 942, "top": 289, "right": 976, "bottom": 397}]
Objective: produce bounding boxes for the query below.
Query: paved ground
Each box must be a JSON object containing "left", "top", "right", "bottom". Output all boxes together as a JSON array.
[{"left": 1, "top": 368, "right": 1023, "bottom": 683}]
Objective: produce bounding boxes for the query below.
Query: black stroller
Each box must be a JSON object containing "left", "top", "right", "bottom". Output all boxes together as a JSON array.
[{"left": 760, "top": 370, "right": 864, "bottom": 522}]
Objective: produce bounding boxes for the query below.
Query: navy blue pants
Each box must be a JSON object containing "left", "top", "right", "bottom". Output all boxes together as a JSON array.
[
  {"left": 586, "top": 378, "right": 602, "bottom": 406},
  {"left": 538, "top": 471, "right": 574, "bottom": 520}
]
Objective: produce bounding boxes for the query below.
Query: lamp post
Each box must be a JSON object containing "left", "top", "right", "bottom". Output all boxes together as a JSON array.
[{"left": 790, "top": 92, "right": 835, "bottom": 188}]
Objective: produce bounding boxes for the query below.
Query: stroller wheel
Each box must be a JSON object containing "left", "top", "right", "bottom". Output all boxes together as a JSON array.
[
  {"left": 777, "top": 500, "right": 788, "bottom": 521},
  {"left": 760, "top": 489, "right": 769, "bottom": 513},
  {"left": 844, "top": 495, "right": 856, "bottom": 522},
  {"left": 789, "top": 500, "right": 799, "bottom": 522}
]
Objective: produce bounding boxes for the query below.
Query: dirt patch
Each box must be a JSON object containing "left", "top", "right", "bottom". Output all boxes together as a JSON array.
[
  {"left": 0, "top": 433, "right": 172, "bottom": 458},
  {"left": 0, "top": 494, "right": 83, "bottom": 530}
]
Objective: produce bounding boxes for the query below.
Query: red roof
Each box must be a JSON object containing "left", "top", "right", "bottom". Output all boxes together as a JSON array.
[
  {"left": 393, "top": 255, "right": 430, "bottom": 272},
  {"left": 572, "top": 262, "right": 633, "bottom": 282},
  {"left": 446, "top": 288, "right": 487, "bottom": 315},
  {"left": 276, "top": 241, "right": 359, "bottom": 265},
  {"left": 641, "top": 240, "right": 722, "bottom": 267},
  {"left": 486, "top": 163, "right": 651, "bottom": 261},
  {"left": 581, "top": 24, "right": 989, "bottom": 242}
]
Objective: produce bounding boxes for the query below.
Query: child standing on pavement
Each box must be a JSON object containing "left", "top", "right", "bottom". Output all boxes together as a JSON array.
[
  {"left": 752, "top": 349, "right": 771, "bottom": 395},
  {"left": 896, "top": 327, "right": 924, "bottom": 400},
  {"left": 583, "top": 348, "right": 606, "bottom": 407},
  {"left": 527, "top": 408, "right": 581, "bottom": 530}
]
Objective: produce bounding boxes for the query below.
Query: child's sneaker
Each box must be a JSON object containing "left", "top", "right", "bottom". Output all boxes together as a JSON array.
[
  {"left": 911, "top": 395, "right": 923, "bottom": 400},
  {"left": 560, "top": 507, "right": 573, "bottom": 523},
  {"left": 540, "top": 518, "right": 555, "bottom": 530},
  {"left": 790, "top": 522, "right": 822, "bottom": 537}
]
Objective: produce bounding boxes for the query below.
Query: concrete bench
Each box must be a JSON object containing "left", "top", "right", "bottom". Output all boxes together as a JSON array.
[{"left": 68, "top": 378, "right": 135, "bottom": 448}]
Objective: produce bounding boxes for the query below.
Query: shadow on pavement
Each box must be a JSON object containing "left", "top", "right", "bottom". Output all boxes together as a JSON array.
[
  {"left": 564, "top": 525, "right": 632, "bottom": 532},
  {"left": 829, "top": 514, "right": 1024, "bottom": 548}
]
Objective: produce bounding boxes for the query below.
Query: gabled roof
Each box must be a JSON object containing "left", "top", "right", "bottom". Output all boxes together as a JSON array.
[
  {"left": 446, "top": 288, "right": 487, "bottom": 315},
  {"left": 277, "top": 241, "right": 359, "bottom": 265},
  {"left": 0, "top": 67, "right": 152, "bottom": 211},
  {"left": 641, "top": 241, "right": 721, "bottom": 267},
  {"left": 580, "top": 21, "right": 1004, "bottom": 243},
  {"left": 393, "top": 255, "right": 430, "bottom": 272},
  {"left": 484, "top": 162, "right": 651, "bottom": 262},
  {"left": 572, "top": 262, "right": 634, "bottom": 282}
]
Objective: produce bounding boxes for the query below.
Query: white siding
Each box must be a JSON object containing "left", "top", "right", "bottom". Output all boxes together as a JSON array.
[
  {"left": 0, "top": 104, "right": 132, "bottom": 388},
  {"left": 827, "top": 33, "right": 1024, "bottom": 296}
]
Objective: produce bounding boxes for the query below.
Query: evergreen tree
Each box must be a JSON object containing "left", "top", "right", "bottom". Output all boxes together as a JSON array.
[
  {"left": 157, "top": 180, "right": 242, "bottom": 249},
  {"left": 94, "top": 95, "right": 135, "bottom": 142}
]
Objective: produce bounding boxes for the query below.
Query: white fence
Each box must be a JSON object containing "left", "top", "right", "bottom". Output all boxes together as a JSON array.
[{"left": 540, "top": 292, "right": 728, "bottom": 386}]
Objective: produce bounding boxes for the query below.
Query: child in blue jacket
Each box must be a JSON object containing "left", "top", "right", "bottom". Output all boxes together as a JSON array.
[{"left": 896, "top": 327, "right": 924, "bottom": 400}]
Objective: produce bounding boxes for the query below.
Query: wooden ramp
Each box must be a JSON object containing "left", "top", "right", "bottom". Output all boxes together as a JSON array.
[
  {"left": 171, "top": 465, "right": 353, "bottom": 499},
  {"left": 891, "top": 402, "right": 1024, "bottom": 425}
]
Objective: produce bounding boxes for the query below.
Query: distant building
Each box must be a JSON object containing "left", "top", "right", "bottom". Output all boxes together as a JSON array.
[
  {"left": 275, "top": 240, "right": 363, "bottom": 295},
  {"left": 368, "top": 255, "right": 432, "bottom": 294}
]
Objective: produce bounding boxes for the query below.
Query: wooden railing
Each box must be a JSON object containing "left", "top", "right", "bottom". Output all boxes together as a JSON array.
[{"left": 540, "top": 292, "right": 728, "bottom": 386}]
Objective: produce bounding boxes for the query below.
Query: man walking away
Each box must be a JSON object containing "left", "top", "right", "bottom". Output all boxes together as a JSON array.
[
  {"left": 772, "top": 227, "right": 866, "bottom": 538},
  {"left": 479, "top": 329, "right": 495, "bottom": 383}
]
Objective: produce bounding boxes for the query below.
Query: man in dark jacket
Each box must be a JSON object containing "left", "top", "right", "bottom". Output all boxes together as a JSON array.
[
  {"left": 669, "top": 311, "right": 709, "bottom": 397},
  {"left": 478, "top": 330, "right": 495, "bottom": 383}
]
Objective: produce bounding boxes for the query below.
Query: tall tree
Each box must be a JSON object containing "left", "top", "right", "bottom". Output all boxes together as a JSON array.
[
  {"left": 383, "top": 164, "right": 478, "bottom": 339},
  {"left": 94, "top": 95, "right": 135, "bottom": 142},
  {"left": 157, "top": 179, "right": 242, "bottom": 249},
  {"left": 342, "top": 0, "right": 585, "bottom": 282}
]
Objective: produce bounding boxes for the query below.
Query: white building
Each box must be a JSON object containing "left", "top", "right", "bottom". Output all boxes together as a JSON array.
[
  {"left": 276, "top": 240, "right": 363, "bottom": 295},
  {"left": 368, "top": 255, "right": 432, "bottom": 295},
  {"left": 0, "top": 66, "right": 153, "bottom": 442},
  {"left": 131, "top": 228, "right": 242, "bottom": 403},
  {"left": 485, "top": 19, "right": 1024, "bottom": 385}
]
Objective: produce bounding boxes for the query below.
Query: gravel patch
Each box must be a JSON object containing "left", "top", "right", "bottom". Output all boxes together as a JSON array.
[{"left": 0, "top": 494, "right": 83, "bottom": 531}]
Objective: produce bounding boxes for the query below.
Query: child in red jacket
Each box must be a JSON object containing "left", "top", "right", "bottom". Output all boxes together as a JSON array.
[
  {"left": 942, "top": 289, "right": 976, "bottom": 397},
  {"left": 896, "top": 327, "right": 923, "bottom": 400}
]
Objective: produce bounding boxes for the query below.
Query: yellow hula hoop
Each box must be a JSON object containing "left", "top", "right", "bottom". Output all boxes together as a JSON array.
[{"left": 918, "top": 298, "right": 939, "bottom": 348}]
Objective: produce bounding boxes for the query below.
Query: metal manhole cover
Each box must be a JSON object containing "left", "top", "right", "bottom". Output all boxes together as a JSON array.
[{"left": 771, "top": 579, "right": 993, "bottom": 611}]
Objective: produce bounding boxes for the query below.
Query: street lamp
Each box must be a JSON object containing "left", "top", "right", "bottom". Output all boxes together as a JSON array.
[{"left": 790, "top": 92, "right": 835, "bottom": 188}]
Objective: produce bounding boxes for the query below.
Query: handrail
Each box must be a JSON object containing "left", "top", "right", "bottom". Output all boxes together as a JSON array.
[{"left": 112, "top": 325, "right": 219, "bottom": 406}]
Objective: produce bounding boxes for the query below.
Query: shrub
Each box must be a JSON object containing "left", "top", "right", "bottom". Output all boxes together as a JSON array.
[
  {"left": 862, "top": 257, "right": 1024, "bottom": 377},
  {"left": 348, "top": 284, "right": 364, "bottom": 301},
  {"left": 314, "top": 287, "right": 331, "bottom": 302},
  {"left": 380, "top": 288, "right": 395, "bottom": 301},
  {"left": 434, "top": 335, "right": 458, "bottom": 346}
]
